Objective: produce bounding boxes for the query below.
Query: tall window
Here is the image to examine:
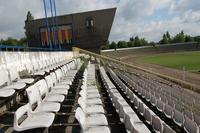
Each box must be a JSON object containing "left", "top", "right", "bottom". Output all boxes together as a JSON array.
[{"left": 86, "top": 18, "right": 94, "bottom": 28}]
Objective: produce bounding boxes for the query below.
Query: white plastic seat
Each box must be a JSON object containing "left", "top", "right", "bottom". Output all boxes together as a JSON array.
[
  {"left": 138, "top": 101, "right": 145, "bottom": 116},
  {"left": 4, "top": 83, "right": 26, "bottom": 90},
  {"left": 7, "top": 67, "right": 34, "bottom": 85},
  {"left": 34, "top": 102, "right": 61, "bottom": 113},
  {"left": 52, "top": 84, "right": 70, "bottom": 90},
  {"left": 125, "top": 113, "right": 150, "bottom": 133},
  {"left": 26, "top": 85, "right": 61, "bottom": 113},
  {"left": 75, "top": 107, "right": 109, "bottom": 132},
  {"left": 18, "top": 78, "right": 34, "bottom": 84},
  {"left": 80, "top": 90, "right": 100, "bottom": 99},
  {"left": 33, "top": 71, "right": 45, "bottom": 76},
  {"left": 59, "top": 80, "right": 72, "bottom": 85},
  {"left": 150, "top": 95, "right": 157, "bottom": 106},
  {"left": 84, "top": 97, "right": 103, "bottom": 105},
  {"left": 145, "top": 91, "right": 151, "bottom": 102},
  {"left": 78, "top": 97, "right": 105, "bottom": 114},
  {"left": 45, "top": 74, "right": 69, "bottom": 96},
  {"left": 173, "top": 109, "right": 184, "bottom": 127},
  {"left": 115, "top": 99, "right": 129, "bottom": 112},
  {"left": 0, "top": 88, "right": 15, "bottom": 97},
  {"left": 163, "top": 123, "right": 176, "bottom": 133},
  {"left": 164, "top": 104, "right": 173, "bottom": 119},
  {"left": 14, "top": 103, "right": 55, "bottom": 131},
  {"left": 51, "top": 85, "right": 69, "bottom": 94},
  {"left": 0, "top": 68, "right": 16, "bottom": 97},
  {"left": 38, "top": 79, "right": 65, "bottom": 103},
  {"left": 43, "top": 94, "right": 65, "bottom": 103},
  {"left": 184, "top": 110, "right": 193, "bottom": 120},
  {"left": 85, "top": 126, "right": 111, "bottom": 133},
  {"left": 184, "top": 116, "right": 199, "bottom": 133},
  {"left": 129, "top": 91, "right": 135, "bottom": 103},
  {"left": 156, "top": 100, "right": 164, "bottom": 112},
  {"left": 152, "top": 116, "right": 163, "bottom": 133},
  {"left": 133, "top": 97, "right": 140, "bottom": 109},
  {"left": 194, "top": 114, "right": 200, "bottom": 126},
  {"left": 119, "top": 105, "right": 135, "bottom": 122},
  {"left": 144, "top": 108, "right": 156, "bottom": 125}
]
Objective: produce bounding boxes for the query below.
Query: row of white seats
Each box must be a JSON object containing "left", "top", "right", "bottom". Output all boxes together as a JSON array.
[
  {"left": 0, "top": 52, "right": 73, "bottom": 74},
  {"left": 0, "top": 52, "right": 77, "bottom": 98},
  {"left": 106, "top": 60, "right": 199, "bottom": 108},
  {"left": 0, "top": 67, "right": 34, "bottom": 97},
  {"left": 14, "top": 59, "right": 81, "bottom": 131},
  {"left": 121, "top": 71, "right": 200, "bottom": 133},
  {"left": 108, "top": 68, "right": 176, "bottom": 133},
  {"left": 129, "top": 72, "right": 198, "bottom": 115},
  {"left": 119, "top": 72, "right": 199, "bottom": 133},
  {"left": 99, "top": 66, "right": 150, "bottom": 133},
  {"left": 75, "top": 63, "right": 110, "bottom": 133},
  {"left": 125, "top": 70, "right": 200, "bottom": 119}
]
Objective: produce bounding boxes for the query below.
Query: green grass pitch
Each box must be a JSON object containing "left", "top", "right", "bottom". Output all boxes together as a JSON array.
[{"left": 143, "top": 51, "right": 200, "bottom": 73}]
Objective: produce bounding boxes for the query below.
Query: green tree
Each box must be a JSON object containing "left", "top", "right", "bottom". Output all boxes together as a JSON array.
[
  {"left": 194, "top": 36, "right": 200, "bottom": 43},
  {"left": 134, "top": 36, "right": 141, "bottom": 47},
  {"left": 172, "top": 30, "right": 185, "bottom": 43},
  {"left": 128, "top": 37, "right": 135, "bottom": 47},
  {"left": 127, "top": 41, "right": 134, "bottom": 47},
  {"left": 185, "top": 35, "right": 194, "bottom": 42},
  {"left": 166, "top": 31, "right": 171, "bottom": 43},
  {"left": 140, "top": 38, "right": 148, "bottom": 46},
  {"left": 25, "top": 11, "right": 34, "bottom": 23},
  {"left": 160, "top": 34, "right": 168, "bottom": 44},
  {"left": 109, "top": 41, "right": 117, "bottom": 49},
  {"left": 102, "top": 40, "right": 110, "bottom": 50},
  {"left": 0, "top": 37, "right": 27, "bottom": 46},
  {"left": 130, "top": 37, "right": 134, "bottom": 42},
  {"left": 150, "top": 41, "right": 156, "bottom": 47},
  {"left": 19, "top": 37, "right": 28, "bottom": 46},
  {"left": 1, "top": 37, "right": 18, "bottom": 45},
  {"left": 117, "top": 41, "right": 128, "bottom": 48}
]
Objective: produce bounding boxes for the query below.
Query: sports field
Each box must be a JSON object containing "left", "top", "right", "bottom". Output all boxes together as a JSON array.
[{"left": 142, "top": 51, "right": 200, "bottom": 73}]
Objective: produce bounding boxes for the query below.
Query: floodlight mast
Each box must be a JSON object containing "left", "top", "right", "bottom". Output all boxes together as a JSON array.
[
  {"left": 49, "top": 0, "right": 55, "bottom": 48},
  {"left": 43, "top": 0, "right": 52, "bottom": 50},
  {"left": 53, "top": 0, "right": 61, "bottom": 50}
]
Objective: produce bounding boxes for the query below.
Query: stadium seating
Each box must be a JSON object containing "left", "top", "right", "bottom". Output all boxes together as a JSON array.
[
  {"left": 75, "top": 63, "right": 110, "bottom": 133},
  {"left": 115, "top": 69, "right": 200, "bottom": 133},
  {"left": 1, "top": 51, "right": 200, "bottom": 133},
  {"left": 13, "top": 103, "right": 55, "bottom": 131},
  {"left": 13, "top": 56, "right": 81, "bottom": 131},
  {"left": 99, "top": 66, "right": 150, "bottom": 133},
  {"left": 107, "top": 68, "right": 175, "bottom": 133}
]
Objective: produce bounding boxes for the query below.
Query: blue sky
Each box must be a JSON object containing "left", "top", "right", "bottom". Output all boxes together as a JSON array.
[{"left": 0, "top": 0, "right": 200, "bottom": 42}]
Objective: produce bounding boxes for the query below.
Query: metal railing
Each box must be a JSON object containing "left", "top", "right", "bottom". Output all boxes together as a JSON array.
[{"left": 0, "top": 44, "right": 69, "bottom": 51}]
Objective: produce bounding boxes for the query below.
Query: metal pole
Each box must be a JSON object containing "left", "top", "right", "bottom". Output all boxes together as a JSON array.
[
  {"left": 50, "top": 0, "right": 56, "bottom": 49},
  {"left": 53, "top": 0, "right": 61, "bottom": 50},
  {"left": 43, "top": 0, "right": 52, "bottom": 50}
]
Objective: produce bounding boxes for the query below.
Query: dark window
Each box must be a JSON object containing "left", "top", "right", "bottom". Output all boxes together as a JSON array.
[{"left": 86, "top": 18, "right": 94, "bottom": 28}]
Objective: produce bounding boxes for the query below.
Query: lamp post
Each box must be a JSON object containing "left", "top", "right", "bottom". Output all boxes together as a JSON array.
[
  {"left": 43, "top": 0, "right": 52, "bottom": 50},
  {"left": 53, "top": 0, "right": 61, "bottom": 50}
]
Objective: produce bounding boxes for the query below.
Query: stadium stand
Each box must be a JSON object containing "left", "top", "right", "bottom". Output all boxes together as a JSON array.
[{"left": 0, "top": 50, "right": 200, "bottom": 133}]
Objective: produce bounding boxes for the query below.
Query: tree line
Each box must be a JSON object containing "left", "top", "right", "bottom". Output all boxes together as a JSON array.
[
  {"left": 102, "top": 31, "right": 200, "bottom": 50},
  {"left": 0, "top": 30, "right": 200, "bottom": 48},
  {"left": 0, "top": 37, "right": 27, "bottom": 46}
]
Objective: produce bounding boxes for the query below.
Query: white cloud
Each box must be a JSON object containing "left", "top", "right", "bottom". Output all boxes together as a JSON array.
[{"left": 0, "top": 0, "right": 200, "bottom": 43}]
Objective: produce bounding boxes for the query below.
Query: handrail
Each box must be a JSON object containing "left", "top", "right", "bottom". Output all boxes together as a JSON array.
[
  {"left": 0, "top": 44, "right": 68, "bottom": 51},
  {"left": 75, "top": 47, "right": 200, "bottom": 93}
]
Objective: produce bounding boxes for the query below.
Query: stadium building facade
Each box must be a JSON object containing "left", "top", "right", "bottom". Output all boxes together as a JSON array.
[{"left": 25, "top": 8, "right": 116, "bottom": 53}]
